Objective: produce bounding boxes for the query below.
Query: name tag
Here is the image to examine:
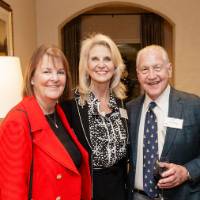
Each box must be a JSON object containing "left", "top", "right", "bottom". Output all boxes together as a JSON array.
[
  {"left": 119, "top": 108, "right": 128, "bottom": 119},
  {"left": 164, "top": 117, "right": 183, "bottom": 129}
]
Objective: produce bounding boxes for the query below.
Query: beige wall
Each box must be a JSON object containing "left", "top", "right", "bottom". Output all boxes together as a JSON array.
[
  {"left": 2, "top": 0, "right": 198, "bottom": 95},
  {"left": 4, "top": 0, "right": 37, "bottom": 73},
  {"left": 35, "top": 0, "right": 200, "bottom": 96},
  {"left": 81, "top": 15, "right": 140, "bottom": 44}
]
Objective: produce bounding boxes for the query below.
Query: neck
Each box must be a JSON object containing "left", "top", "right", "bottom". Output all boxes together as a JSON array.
[
  {"left": 90, "top": 82, "right": 112, "bottom": 115},
  {"left": 35, "top": 96, "right": 56, "bottom": 114},
  {"left": 90, "top": 82, "right": 110, "bottom": 102},
  {"left": 91, "top": 88, "right": 110, "bottom": 103}
]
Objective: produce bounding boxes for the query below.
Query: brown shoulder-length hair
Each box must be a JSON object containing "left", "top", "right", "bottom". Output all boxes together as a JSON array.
[{"left": 23, "top": 44, "right": 72, "bottom": 101}]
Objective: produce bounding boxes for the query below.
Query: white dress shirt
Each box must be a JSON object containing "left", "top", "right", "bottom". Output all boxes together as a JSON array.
[{"left": 134, "top": 85, "right": 170, "bottom": 190}]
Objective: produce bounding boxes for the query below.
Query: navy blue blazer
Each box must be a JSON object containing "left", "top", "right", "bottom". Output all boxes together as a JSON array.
[{"left": 127, "top": 87, "right": 200, "bottom": 200}]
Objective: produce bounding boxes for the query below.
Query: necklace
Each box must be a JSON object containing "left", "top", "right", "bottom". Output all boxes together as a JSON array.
[{"left": 46, "top": 112, "right": 59, "bottom": 128}]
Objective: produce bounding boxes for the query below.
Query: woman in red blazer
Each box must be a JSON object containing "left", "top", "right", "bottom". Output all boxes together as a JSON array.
[{"left": 0, "top": 44, "right": 91, "bottom": 200}]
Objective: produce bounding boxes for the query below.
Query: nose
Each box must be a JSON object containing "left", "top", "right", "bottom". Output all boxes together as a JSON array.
[
  {"left": 97, "top": 60, "right": 106, "bottom": 68},
  {"left": 147, "top": 68, "right": 157, "bottom": 79},
  {"left": 50, "top": 72, "right": 59, "bottom": 81}
]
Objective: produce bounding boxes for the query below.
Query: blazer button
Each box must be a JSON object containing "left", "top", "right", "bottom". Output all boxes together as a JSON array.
[
  {"left": 56, "top": 174, "right": 62, "bottom": 180},
  {"left": 56, "top": 196, "right": 61, "bottom": 200}
]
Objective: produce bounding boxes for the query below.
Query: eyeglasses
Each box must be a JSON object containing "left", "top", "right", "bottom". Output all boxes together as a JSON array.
[{"left": 137, "top": 64, "right": 164, "bottom": 75}]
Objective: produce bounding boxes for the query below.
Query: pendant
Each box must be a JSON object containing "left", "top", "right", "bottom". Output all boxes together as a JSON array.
[{"left": 54, "top": 122, "right": 59, "bottom": 128}]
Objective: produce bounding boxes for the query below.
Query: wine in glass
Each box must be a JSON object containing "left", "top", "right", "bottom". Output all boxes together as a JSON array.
[{"left": 153, "top": 157, "right": 169, "bottom": 200}]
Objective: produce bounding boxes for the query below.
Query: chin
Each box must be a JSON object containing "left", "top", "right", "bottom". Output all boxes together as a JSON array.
[
  {"left": 94, "top": 79, "right": 111, "bottom": 84},
  {"left": 47, "top": 94, "right": 61, "bottom": 100},
  {"left": 146, "top": 90, "right": 160, "bottom": 100}
]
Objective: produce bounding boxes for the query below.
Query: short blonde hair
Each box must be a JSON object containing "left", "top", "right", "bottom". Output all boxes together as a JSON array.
[
  {"left": 23, "top": 44, "right": 72, "bottom": 101},
  {"left": 136, "top": 45, "right": 170, "bottom": 68},
  {"left": 78, "top": 33, "right": 126, "bottom": 105}
]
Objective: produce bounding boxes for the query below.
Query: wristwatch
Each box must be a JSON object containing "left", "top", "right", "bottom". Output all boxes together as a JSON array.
[{"left": 187, "top": 170, "right": 192, "bottom": 181}]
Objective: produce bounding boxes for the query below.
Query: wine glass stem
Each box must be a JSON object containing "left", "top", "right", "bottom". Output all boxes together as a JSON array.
[{"left": 160, "top": 189, "right": 164, "bottom": 200}]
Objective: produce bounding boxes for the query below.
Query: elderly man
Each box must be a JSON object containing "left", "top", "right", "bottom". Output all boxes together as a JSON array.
[{"left": 127, "top": 45, "right": 200, "bottom": 200}]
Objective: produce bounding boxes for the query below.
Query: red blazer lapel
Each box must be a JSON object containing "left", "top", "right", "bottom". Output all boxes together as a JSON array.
[
  {"left": 56, "top": 105, "right": 89, "bottom": 166},
  {"left": 33, "top": 127, "right": 79, "bottom": 174},
  {"left": 20, "top": 96, "right": 86, "bottom": 174}
]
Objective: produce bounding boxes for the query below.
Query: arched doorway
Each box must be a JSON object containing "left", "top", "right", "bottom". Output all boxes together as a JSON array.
[{"left": 61, "top": 4, "right": 173, "bottom": 100}]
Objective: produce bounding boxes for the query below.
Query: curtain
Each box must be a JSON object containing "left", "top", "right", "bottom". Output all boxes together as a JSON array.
[
  {"left": 62, "top": 17, "right": 81, "bottom": 88},
  {"left": 141, "top": 13, "right": 164, "bottom": 47}
]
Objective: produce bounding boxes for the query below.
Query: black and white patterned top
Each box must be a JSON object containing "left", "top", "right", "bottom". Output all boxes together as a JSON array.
[{"left": 88, "top": 92, "right": 127, "bottom": 168}]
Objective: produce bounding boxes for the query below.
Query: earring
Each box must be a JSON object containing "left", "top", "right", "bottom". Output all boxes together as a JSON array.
[{"left": 31, "top": 80, "right": 34, "bottom": 85}]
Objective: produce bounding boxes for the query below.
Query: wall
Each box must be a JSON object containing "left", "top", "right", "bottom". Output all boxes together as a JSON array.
[
  {"left": 81, "top": 15, "right": 140, "bottom": 44},
  {"left": 4, "top": 0, "right": 37, "bottom": 72},
  {"left": 35, "top": 0, "right": 200, "bottom": 95}
]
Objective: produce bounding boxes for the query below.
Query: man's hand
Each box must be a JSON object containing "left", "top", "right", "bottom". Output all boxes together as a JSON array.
[{"left": 157, "top": 162, "right": 189, "bottom": 189}]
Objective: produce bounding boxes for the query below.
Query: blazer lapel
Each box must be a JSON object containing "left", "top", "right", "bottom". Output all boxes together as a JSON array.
[
  {"left": 128, "top": 96, "right": 144, "bottom": 165},
  {"left": 21, "top": 96, "right": 80, "bottom": 174},
  {"left": 33, "top": 127, "right": 79, "bottom": 174},
  {"left": 74, "top": 97, "right": 91, "bottom": 146},
  {"left": 161, "top": 88, "right": 183, "bottom": 157}
]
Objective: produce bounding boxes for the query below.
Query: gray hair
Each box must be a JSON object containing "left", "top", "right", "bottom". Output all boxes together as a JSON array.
[{"left": 136, "top": 45, "right": 170, "bottom": 68}]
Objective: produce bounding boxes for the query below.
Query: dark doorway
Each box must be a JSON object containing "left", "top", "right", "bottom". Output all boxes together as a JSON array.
[
  {"left": 118, "top": 43, "right": 141, "bottom": 101},
  {"left": 61, "top": 5, "right": 173, "bottom": 100}
]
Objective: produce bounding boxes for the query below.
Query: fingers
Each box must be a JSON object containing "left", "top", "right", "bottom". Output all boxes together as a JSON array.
[
  {"left": 158, "top": 162, "right": 170, "bottom": 169},
  {"left": 161, "top": 163, "right": 175, "bottom": 178},
  {"left": 157, "top": 163, "right": 188, "bottom": 189}
]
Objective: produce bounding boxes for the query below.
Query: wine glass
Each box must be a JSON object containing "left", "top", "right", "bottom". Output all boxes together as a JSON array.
[{"left": 153, "top": 157, "right": 169, "bottom": 200}]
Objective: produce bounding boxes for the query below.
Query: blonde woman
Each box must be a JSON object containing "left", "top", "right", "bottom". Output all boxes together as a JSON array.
[{"left": 62, "top": 33, "right": 129, "bottom": 200}]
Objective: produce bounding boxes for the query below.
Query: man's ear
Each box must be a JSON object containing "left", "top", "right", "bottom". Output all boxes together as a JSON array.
[{"left": 167, "top": 63, "right": 172, "bottom": 78}]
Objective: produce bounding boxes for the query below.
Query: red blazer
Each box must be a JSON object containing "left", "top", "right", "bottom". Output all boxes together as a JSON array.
[{"left": 0, "top": 96, "right": 91, "bottom": 200}]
